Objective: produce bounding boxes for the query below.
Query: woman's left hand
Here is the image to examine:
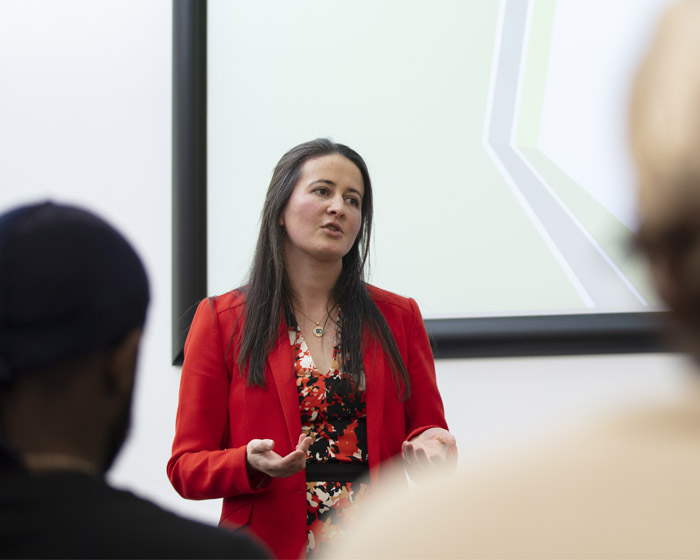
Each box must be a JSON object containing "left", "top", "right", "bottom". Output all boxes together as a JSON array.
[{"left": 402, "top": 427, "right": 457, "bottom": 481}]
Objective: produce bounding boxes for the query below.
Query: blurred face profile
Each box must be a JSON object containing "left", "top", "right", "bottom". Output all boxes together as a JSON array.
[
  {"left": 630, "top": 0, "right": 700, "bottom": 360},
  {"left": 100, "top": 334, "right": 141, "bottom": 472},
  {"left": 102, "top": 394, "right": 133, "bottom": 472}
]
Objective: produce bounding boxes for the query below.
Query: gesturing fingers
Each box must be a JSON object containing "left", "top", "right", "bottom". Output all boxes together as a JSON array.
[
  {"left": 246, "top": 436, "right": 311, "bottom": 479},
  {"left": 402, "top": 440, "right": 428, "bottom": 466},
  {"left": 296, "top": 434, "right": 313, "bottom": 453},
  {"left": 248, "top": 438, "right": 275, "bottom": 455},
  {"left": 402, "top": 428, "right": 458, "bottom": 483}
]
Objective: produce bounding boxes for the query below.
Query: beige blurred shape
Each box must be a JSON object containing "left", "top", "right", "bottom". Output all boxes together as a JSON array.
[{"left": 324, "top": 2, "right": 700, "bottom": 558}]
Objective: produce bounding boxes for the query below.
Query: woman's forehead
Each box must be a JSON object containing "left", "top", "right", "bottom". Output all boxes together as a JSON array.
[{"left": 298, "top": 154, "right": 365, "bottom": 194}]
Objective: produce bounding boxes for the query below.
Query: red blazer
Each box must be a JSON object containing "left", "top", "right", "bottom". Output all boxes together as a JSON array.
[{"left": 167, "top": 285, "right": 449, "bottom": 559}]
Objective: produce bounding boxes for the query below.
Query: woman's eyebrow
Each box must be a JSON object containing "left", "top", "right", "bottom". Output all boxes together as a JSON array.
[
  {"left": 309, "top": 179, "right": 363, "bottom": 198},
  {"left": 346, "top": 187, "right": 364, "bottom": 199},
  {"left": 309, "top": 179, "right": 335, "bottom": 186}
]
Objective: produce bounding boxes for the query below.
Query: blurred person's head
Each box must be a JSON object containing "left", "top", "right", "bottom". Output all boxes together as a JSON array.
[
  {"left": 630, "top": 0, "right": 700, "bottom": 358},
  {"left": 0, "top": 201, "right": 149, "bottom": 473}
]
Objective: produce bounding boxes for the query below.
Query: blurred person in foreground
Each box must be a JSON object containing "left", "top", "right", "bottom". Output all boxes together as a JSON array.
[
  {"left": 0, "top": 201, "right": 267, "bottom": 559},
  {"left": 326, "top": 2, "right": 700, "bottom": 558}
]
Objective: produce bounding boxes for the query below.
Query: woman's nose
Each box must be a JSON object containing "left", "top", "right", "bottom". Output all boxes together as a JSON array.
[{"left": 327, "top": 195, "right": 345, "bottom": 216}]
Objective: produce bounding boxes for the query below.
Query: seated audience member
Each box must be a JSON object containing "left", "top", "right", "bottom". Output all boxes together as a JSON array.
[
  {"left": 326, "top": 1, "right": 700, "bottom": 558},
  {"left": 0, "top": 202, "right": 267, "bottom": 559}
]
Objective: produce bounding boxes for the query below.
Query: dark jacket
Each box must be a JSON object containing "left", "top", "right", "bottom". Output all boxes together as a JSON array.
[{"left": 0, "top": 465, "right": 269, "bottom": 559}]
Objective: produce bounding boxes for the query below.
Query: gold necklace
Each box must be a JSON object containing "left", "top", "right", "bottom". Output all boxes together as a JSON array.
[{"left": 295, "top": 306, "right": 335, "bottom": 337}]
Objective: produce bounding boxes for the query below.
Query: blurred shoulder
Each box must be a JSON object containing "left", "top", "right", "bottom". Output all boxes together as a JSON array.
[
  {"left": 333, "top": 387, "right": 700, "bottom": 559},
  {"left": 0, "top": 472, "right": 269, "bottom": 559}
]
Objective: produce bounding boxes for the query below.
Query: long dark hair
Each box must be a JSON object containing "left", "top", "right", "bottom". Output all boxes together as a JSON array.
[{"left": 236, "top": 138, "right": 410, "bottom": 399}]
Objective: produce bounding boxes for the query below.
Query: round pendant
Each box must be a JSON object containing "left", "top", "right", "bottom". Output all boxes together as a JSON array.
[{"left": 313, "top": 326, "right": 324, "bottom": 337}]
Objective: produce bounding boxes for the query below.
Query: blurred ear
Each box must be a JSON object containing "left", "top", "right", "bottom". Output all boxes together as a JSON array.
[{"left": 104, "top": 328, "right": 142, "bottom": 396}]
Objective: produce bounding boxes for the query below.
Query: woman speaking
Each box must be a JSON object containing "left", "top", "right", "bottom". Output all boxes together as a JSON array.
[{"left": 167, "top": 139, "right": 456, "bottom": 559}]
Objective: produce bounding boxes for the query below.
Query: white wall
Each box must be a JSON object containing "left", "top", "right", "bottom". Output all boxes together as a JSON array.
[
  {"left": 0, "top": 0, "right": 692, "bottom": 528},
  {"left": 0, "top": 0, "right": 195, "bottom": 516}
]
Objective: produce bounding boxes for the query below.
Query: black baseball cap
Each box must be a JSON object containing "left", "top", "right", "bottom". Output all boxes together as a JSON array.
[{"left": 0, "top": 201, "right": 150, "bottom": 387}]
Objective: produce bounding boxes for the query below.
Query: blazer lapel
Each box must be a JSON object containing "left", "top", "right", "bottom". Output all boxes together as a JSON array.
[{"left": 268, "top": 325, "right": 302, "bottom": 451}]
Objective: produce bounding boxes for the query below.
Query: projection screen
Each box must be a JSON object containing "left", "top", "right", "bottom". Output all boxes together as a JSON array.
[{"left": 172, "top": 0, "right": 673, "bottom": 362}]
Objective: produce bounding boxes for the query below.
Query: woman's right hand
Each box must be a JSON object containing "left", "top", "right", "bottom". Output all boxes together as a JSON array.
[{"left": 246, "top": 433, "right": 313, "bottom": 478}]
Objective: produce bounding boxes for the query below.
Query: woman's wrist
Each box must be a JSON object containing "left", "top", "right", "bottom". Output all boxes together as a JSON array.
[{"left": 245, "top": 450, "right": 268, "bottom": 488}]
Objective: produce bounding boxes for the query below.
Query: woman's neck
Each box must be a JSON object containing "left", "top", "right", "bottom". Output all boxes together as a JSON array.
[{"left": 285, "top": 256, "right": 341, "bottom": 314}]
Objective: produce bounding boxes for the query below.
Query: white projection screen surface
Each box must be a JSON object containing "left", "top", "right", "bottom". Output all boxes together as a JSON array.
[{"left": 205, "top": 0, "right": 672, "bottom": 323}]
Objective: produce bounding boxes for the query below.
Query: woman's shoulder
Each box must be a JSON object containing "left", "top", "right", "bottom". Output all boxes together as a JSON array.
[
  {"left": 200, "top": 288, "right": 247, "bottom": 316},
  {"left": 366, "top": 284, "right": 418, "bottom": 315}
]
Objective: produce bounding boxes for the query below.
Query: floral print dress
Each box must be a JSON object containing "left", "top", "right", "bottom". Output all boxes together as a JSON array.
[{"left": 290, "top": 323, "right": 369, "bottom": 557}]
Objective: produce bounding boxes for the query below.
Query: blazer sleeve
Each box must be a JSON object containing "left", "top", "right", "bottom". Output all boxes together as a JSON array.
[
  {"left": 167, "top": 299, "right": 268, "bottom": 500},
  {"left": 403, "top": 297, "right": 450, "bottom": 441}
]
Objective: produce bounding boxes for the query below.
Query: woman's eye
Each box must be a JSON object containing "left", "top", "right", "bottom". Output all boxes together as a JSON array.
[
  {"left": 314, "top": 187, "right": 328, "bottom": 196},
  {"left": 346, "top": 197, "right": 360, "bottom": 207}
]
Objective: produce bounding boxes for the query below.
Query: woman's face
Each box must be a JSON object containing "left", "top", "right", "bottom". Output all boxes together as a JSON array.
[{"left": 281, "top": 154, "right": 365, "bottom": 265}]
